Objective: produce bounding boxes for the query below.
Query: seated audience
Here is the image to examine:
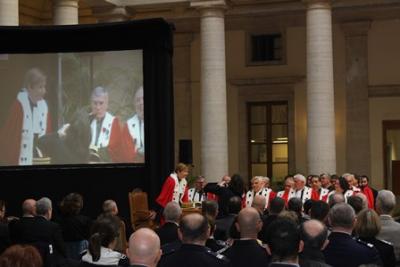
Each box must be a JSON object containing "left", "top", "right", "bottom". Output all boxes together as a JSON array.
[
  {"left": 9, "top": 199, "right": 36, "bottom": 244},
  {"left": 299, "top": 220, "right": 330, "bottom": 267},
  {"left": 323, "top": 203, "right": 381, "bottom": 267},
  {"left": 355, "top": 209, "right": 396, "bottom": 267},
  {"left": 376, "top": 190, "right": 400, "bottom": 264},
  {"left": 80, "top": 216, "right": 128, "bottom": 267},
  {"left": 327, "top": 192, "right": 345, "bottom": 208},
  {"left": 0, "top": 244, "right": 43, "bottom": 267},
  {"left": 126, "top": 228, "right": 161, "bottom": 267},
  {"left": 258, "top": 197, "right": 285, "bottom": 244},
  {"left": 288, "top": 197, "right": 307, "bottom": 224},
  {"left": 310, "top": 200, "right": 330, "bottom": 223},
  {"left": 265, "top": 218, "right": 302, "bottom": 266},
  {"left": 56, "top": 193, "right": 92, "bottom": 260},
  {"left": 222, "top": 207, "right": 270, "bottom": 267},
  {"left": 158, "top": 213, "right": 231, "bottom": 267},
  {"left": 155, "top": 201, "right": 181, "bottom": 245},
  {"left": 347, "top": 195, "right": 366, "bottom": 214},
  {"left": 205, "top": 215, "right": 226, "bottom": 252},
  {"left": 215, "top": 196, "right": 241, "bottom": 241},
  {"left": 202, "top": 200, "right": 219, "bottom": 219}
]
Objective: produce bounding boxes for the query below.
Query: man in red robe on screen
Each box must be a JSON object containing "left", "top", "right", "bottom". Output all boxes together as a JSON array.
[
  {"left": 0, "top": 67, "right": 52, "bottom": 165},
  {"left": 89, "top": 86, "right": 124, "bottom": 163}
]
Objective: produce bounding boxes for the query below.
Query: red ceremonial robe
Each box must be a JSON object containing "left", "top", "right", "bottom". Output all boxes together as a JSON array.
[
  {"left": 362, "top": 186, "right": 375, "bottom": 209},
  {"left": 120, "top": 124, "right": 137, "bottom": 163},
  {"left": 156, "top": 176, "right": 189, "bottom": 208}
]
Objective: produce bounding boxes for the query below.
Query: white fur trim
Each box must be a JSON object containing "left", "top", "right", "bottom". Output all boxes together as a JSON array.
[{"left": 90, "top": 112, "right": 114, "bottom": 148}]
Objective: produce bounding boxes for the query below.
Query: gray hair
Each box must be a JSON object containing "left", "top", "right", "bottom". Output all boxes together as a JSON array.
[
  {"left": 294, "top": 174, "right": 306, "bottom": 183},
  {"left": 36, "top": 197, "right": 52, "bottom": 216},
  {"left": 328, "top": 203, "right": 355, "bottom": 229},
  {"left": 328, "top": 192, "right": 345, "bottom": 207},
  {"left": 91, "top": 86, "right": 108, "bottom": 99},
  {"left": 376, "top": 190, "right": 396, "bottom": 215},
  {"left": 163, "top": 201, "right": 182, "bottom": 223}
]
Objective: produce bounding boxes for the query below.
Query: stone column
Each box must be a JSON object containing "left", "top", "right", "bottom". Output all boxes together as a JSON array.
[
  {"left": 0, "top": 0, "right": 18, "bottom": 25},
  {"left": 92, "top": 6, "right": 130, "bottom": 23},
  {"left": 191, "top": 0, "right": 228, "bottom": 182},
  {"left": 305, "top": 0, "right": 336, "bottom": 174},
  {"left": 53, "top": 0, "right": 79, "bottom": 25},
  {"left": 342, "top": 21, "right": 371, "bottom": 175}
]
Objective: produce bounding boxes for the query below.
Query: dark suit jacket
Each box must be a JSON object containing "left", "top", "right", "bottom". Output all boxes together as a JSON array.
[
  {"left": 222, "top": 239, "right": 270, "bottom": 267},
  {"left": 215, "top": 214, "right": 236, "bottom": 241},
  {"left": 155, "top": 222, "right": 179, "bottom": 245},
  {"left": 9, "top": 216, "right": 66, "bottom": 257},
  {"left": 361, "top": 237, "right": 396, "bottom": 267}
]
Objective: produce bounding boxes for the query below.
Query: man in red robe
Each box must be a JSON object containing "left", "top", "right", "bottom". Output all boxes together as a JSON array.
[
  {"left": 277, "top": 175, "right": 295, "bottom": 205},
  {"left": 310, "top": 175, "right": 330, "bottom": 202},
  {"left": 0, "top": 68, "right": 52, "bottom": 165}
]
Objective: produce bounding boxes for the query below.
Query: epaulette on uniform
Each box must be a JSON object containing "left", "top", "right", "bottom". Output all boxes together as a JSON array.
[
  {"left": 379, "top": 239, "right": 393, "bottom": 246},
  {"left": 216, "top": 242, "right": 231, "bottom": 254},
  {"left": 206, "top": 249, "right": 230, "bottom": 263},
  {"left": 356, "top": 238, "right": 375, "bottom": 249}
]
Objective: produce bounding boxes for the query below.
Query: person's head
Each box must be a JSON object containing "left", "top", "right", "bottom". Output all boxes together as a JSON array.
[
  {"left": 269, "top": 197, "right": 285, "bottom": 215},
  {"left": 221, "top": 175, "right": 231, "bottom": 186},
  {"left": 355, "top": 209, "right": 381, "bottom": 239},
  {"left": 179, "top": 213, "right": 209, "bottom": 245},
  {"left": 36, "top": 197, "right": 52, "bottom": 220},
  {"left": 328, "top": 203, "right": 356, "bottom": 233},
  {"left": 60, "top": 193, "right": 83, "bottom": 216},
  {"left": 319, "top": 173, "right": 331, "bottom": 188},
  {"left": 0, "top": 200, "right": 6, "bottom": 220},
  {"left": 127, "top": 228, "right": 161, "bottom": 267},
  {"left": 102, "top": 199, "right": 118, "bottom": 216},
  {"left": 194, "top": 176, "right": 206, "bottom": 191},
  {"left": 201, "top": 200, "right": 218, "bottom": 219},
  {"left": 310, "top": 200, "right": 330, "bottom": 222},
  {"left": 294, "top": 174, "right": 306, "bottom": 190},
  {"left": 354, "top": 193, "right": 368, "bottom": 210},
  {"left": 89, "top": 215, "right": 120, "bottom": 261},
  {"left": 227, "top": 196, "right": 242, "bottom": 214},
  {"left": 175, "top": 163, "right": 189, "bottom": 180},
  {"left": 303, "top": 199, "right": 314, "bottom": 215},
  {"left": 278, "top": 210, "right": 299, "bottom": 224},
  {"left": 24, "top": 68, "right": 46, "bottom": 104},
  {"left": 288, "top": 197, "right": 303, "bottom": 215},
  {"left": 342, "top": 173, "right": 356, "bottom": 187},
  {"left": 236, "top": 207, "right": 263, "bottom": 238},
  {"left": 134, "top": 86, "right": 144, "bottom": 120},
  {"left": 347, "top": 195, "right": 366, "bottom": 214},
  {"left": 229, "top": 174, "right": 245, "bottom": 196},
  {"left": 310, "top": 175, "right": 321, "bottom": 191},
  {"left": 251, "top": 176, "right": 263, "bottom": 193},
  {"left": 335, "top": 176, "right": 350, "bottom": 193},
  {"left": 22, "top": 199, "right": 36, "bottom": 216},
  {"left": 91, "top": 86, "right": 109, "bottom": 120},
  {"left": 266, "top": 218, "right": 302, "bottom": 263},
  {"left": 330, "top": 174, "right": 339, "bottom": 187},
  {"left": 284, "top": 176, "right": 295, "bottom": 192},
  {"left": 376, "top": 190, "right": 396, "bottom": 215},
  {"left": 328, "top": 192, "right": 345, "bottom": 208},
  {"left": 360, "top": 175, "right": 370, "bottom": 189},
  {"left": 301, "top": 220, "right": 329, "bottom": 251},
  {"left": 261, "top": 176, "right": 270, "bottom": 188},
  {"left": 0, "top": 244, "right": 43, "bottom": 267},
  {"left": 251, "top": 195, "right": 266, "bottom": 213},
  {"left": 163, "top": 201, "right": 182, "bottom": 223}
]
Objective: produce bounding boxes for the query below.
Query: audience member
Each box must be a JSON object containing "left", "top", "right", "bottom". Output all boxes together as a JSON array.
[
  {"left": 0, "top": 244, "right": 43, "bottom": 267},
  {"left": 251, "top": 195, "right": 267, "bottom": 215},
  {"left": 347, "top": 195, "right": 366, "bottom": 214},
  {"left": 323, "top": 203, "right": 381, "bottom": 267},
  {"left": 299, "top": 220, "right": 330, "bottom": 267},
  {"left": 310, "top": 200, "right": 330, "bottom": 223},
  {"left": 327, "top": 192, "right": 345, "bottom": 208},
  {"left": 159, "top": 213, "right": 231, "bottom": 267},
  {"left": 215, "top": 196, "right": 241, "bottom": 241},
  {"left": 258, "top": 197, "right": 285, "bottom": 244},
  {"left": 277, "top": 210, "right": 299, "bottom": 225},
  {"left": 376, "top": 190, "right": 400, "bottom": 263},
  {"left": 56, "top": 193, "right": 92, "bottom": 260},
  {"left": 9, "top": 199, "right": 37, "bottom": 244},
  {"left": 355, "top": 209, "right": 396, "bottom": 267},
  {"left": 205, "top": 215, "right": 226, "bottom": 252},
  {"left": 126, "top": 228, "right": 161, "bottom": 267},
  {"left": 222, "top": 207, "right": 270, "bottom": 267},
  {"left": 0, "top": 200, "right": 10, "bottom": 254},
  {"left": 155, "top": 201, "right": 181, "bottom": 245},
  {"left": 288, "top": 197, "right": 307, "bottom": 224},
  {"left": 202, "top": 200, "right": 219, "bottom": 219},
  {"left": 303, "top": 199, "right": 314, "bottom": 218},
  {"left": 80, "top": 216, "right": 128, "bottom": 267},
  {"left": 265, "top": 218, "right": 302, "bottom": 266}
]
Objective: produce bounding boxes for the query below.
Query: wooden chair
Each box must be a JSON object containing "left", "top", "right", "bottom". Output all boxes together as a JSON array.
[{"left": 128, "top": 189, "right": 155, "bottom": 231}]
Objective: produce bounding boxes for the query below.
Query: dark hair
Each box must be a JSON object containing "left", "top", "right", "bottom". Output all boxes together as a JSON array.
[
  {"left": 229, "top": 216, "right": 240, "bottom": 239},
  {"left": 65, "top": 108, "right": 91, "bottom": 163},
  {"left": 0, "top": 244, "right": 43, "bottom": 267},
  {"left": 347, "top": 196, "right": 364, "bottom": 214},
  {"left": 202, "top": 200, "right": 218, "bottom": 219},
  {"left": 338, "top": 177, "right": 350, "bottom": 192},
  {"left": 228, "top": 196, "right": 242, "bottom": 214},
  {"left": 269, "top": 197, "right": 285, "bottom": 214},
  {"left": 60, "top": 193, "right": 83, "bottom": 216},
  {"left": 266, "top": 218, "right": 300, "bottom": 261},
  {"left": 310, "top": 201, "right": 330, "bottom": 222},
  {"left": 89, "top": 216, "right": 120, "bottom": 262},
  {"left": 303, "top": 199, "right": 315, "bottom": 215},
  {"left": 180, "top": 214, "right": 209, "bottom": 243},
  {"left": 229, "top": 174, "right": 245, "bottom": 196},
  {"left": 288, "top": 198, "right": 302, "bottom": 214},
  {"left": 300, "top": 222, "right": 328, "bottom": 249}
]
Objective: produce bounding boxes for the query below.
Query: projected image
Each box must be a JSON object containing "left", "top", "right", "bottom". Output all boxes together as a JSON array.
[{"left": 0, "top": 50, "right": 144, "bottom": 166}]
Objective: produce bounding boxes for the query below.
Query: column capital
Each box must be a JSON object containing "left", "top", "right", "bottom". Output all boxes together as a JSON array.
[
  {"left": 341, "top": 21, "right": 371, "bottom": 37},
  {"left": 190, "top": 0, "right": 229, "bottom": 11},
  {"left": 303, "top": 0, "right": 332, "bottom": 9},
  {"left": 54, "top": 0, "right": 79, "bottom": 8},
  {"left": 92, "top": 6, "right": 131, "bottom": 22}
]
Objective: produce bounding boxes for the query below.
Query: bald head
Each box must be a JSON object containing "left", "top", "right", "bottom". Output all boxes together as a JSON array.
[
  {"left": 251, "top": 195, "right": 266, "bottom": 213},
  {"left": 127, "top": 228, "right": 161, "bottom": 267},
  {"left": 22, "top": 199, "right": 36, "bottom": 216},
  {"left": 237, "top": 207, "right": 262, "bottom": 238},
  {"left": 179, "top": 213, "right": 209, "bottom": 244},
  {"left": 301, "top": 219, "right": 328, "bottom": 250}
]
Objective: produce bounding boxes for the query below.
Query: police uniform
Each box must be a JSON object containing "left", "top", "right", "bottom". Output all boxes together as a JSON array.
[
  {"left": 323, "top": 232, "right": 382, "bottom": 267},
  {"left": 222, "top": 239, "right": 270, "bottom": 267},
  {"left": 158, "top": 243, "right": 231, "bottom": 267}
]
